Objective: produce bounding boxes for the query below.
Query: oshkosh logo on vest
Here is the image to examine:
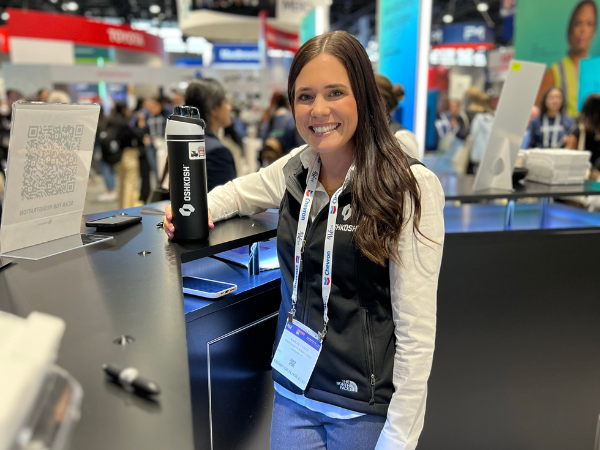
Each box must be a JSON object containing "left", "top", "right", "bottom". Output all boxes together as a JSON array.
[
  {"left": 335, "top": 224, "right": 358, "bottom": 232},
  {"left": 336, "top": 380, "right": 358, "bottom": 393}
]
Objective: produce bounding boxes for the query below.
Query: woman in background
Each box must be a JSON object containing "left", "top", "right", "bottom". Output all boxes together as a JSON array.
[
  {"left": 185, "top": 78, "right": 237, "bottom": 192},
  {"left": 529, "top": 87, "right": 575, "bottom": 148},
  {"left": 566, "top": 93, "right": 600, "bottom": 177},
  {"left": 375, "top": 74, "right": 419, "bottom": 159}
]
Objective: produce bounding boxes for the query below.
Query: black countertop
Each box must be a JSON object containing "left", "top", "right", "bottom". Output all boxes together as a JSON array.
[
  {"left": 0, "top": 204, "right": 278, "bottom": 450},
  {"left": 437, "top": 173, "right": 600, "bottom": 201}
]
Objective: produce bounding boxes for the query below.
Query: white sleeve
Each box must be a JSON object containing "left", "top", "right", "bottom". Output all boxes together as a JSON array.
[
  {"left": 207, "top": 146, "right": 304, "bottom": 222},
  {"left": 395, "top": 130, "right": 420, "bottom": 160},
  {"left": 375, "top": 165, "right": 445, "bottom": 450}
]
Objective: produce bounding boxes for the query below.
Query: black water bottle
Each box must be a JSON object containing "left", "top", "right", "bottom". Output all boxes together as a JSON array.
[{"left": 167, "top": 106, "right": 209, "bottom": 241}]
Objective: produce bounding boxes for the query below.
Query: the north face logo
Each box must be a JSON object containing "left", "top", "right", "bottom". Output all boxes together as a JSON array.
[
  {"left": 179, "top": 204, "right": 195, "bottom": 216},
  {"left": 342, "top": 204, "right": 351, "bottom": 222},
  {"left": 336, "top": 380, "right": 358, "bottom": 392}
]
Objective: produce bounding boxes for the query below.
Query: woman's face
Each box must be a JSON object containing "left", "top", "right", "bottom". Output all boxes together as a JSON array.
[
  {"left": 569, "top": 4, "right": 596, "bottom": 54},
  {"left": 210, "top": 99, "right": 232, "bottom": 129},
  {"left": 545, "top": 89, "right": 563, "bottom": 114},
  {"left": 293, "top": 53, "right": 358, "bottom": 158}
]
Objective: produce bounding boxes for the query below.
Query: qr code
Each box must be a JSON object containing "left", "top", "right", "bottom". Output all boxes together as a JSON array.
[{"left": 21, "top": 125, "right": 84, "bottom": 200}]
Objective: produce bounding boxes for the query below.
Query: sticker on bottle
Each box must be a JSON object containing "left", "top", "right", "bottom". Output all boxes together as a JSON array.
[{"left": 189, "top": 142, "right": 206, "bottom": 160}]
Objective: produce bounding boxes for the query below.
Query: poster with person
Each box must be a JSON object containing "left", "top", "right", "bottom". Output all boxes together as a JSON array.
[{"left": 515, "top": 0, "right": 599, "bottom": 118}]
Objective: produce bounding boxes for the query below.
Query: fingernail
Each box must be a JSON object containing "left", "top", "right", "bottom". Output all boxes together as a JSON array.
[
  {"left": 209, "top": 222, "right": 214, "bottom": 226},
  {"left": 168, "top": 233, "right": 172, "bottom": 238},
  {"left": 167, "top": 215, "right": 171, "bottom": 220},
  {"left": 169, "top": 226, "right": 173, "bottom": 231}
]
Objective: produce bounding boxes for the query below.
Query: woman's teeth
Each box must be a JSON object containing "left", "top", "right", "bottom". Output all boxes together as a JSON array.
[{"left": 312, "top": 124, "right": 339, "bottom": 133}]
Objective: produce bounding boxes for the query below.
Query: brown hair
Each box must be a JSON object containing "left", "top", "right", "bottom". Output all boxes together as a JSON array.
[
  {"left": 374, "top": 74, "right": 405, "bottom": 117},
  {"left": 540, "top": 87, "right": 565, "bottom": 117},
  {"left": 287, "top": 31, "right": 424, "bottom": 266}
]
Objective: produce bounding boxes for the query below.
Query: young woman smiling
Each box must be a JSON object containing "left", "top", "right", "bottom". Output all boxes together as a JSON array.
[{"left": 163, "top": 31, "right": 445, "bottom": 450}]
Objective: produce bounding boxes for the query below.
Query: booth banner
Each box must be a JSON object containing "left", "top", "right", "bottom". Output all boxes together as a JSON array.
[
  {"left": 514, "top": 0, "right": 600, "bottom": 115},
  {"left": 431, "top": 22, "right": 495, "bottom": 49},
  {"left": 0, "top": 26, "right": 9, "bottom": 53},
  {"left": 378, "top": 0, "right": 420, "bottom": 131},
  {"left": 6, "top": 8, "right": 163, "bottom": 56},
  {"left": 514, "top": 0, "right": 600, "bottom": 65},
  {"left": 212, "top": 43, "right": 260, "bottom": 65},
  {"left": 276, "top": 0, "right": 328, "bottom": 25},
  {"left": 265, "top": 23, "right": 299, "bottom": 52},
  {"left": 578, "top": 56, "right": 600, "bottom": 110},
  {"left": 0, "top": 103, "right": 100, "bottom": 254}
]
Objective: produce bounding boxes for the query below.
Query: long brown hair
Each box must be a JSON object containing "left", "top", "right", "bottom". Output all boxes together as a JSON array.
[{"left": 287, "top": 31, "right": 423, "bottom": 266}]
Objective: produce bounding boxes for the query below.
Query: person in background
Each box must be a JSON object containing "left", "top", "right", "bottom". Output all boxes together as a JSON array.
[
  {"left": 184, "top": 78, "right": 237, "bottom": 192},
  {"left": 163, "top": 31, "right": 444, "bottom": 450},
  {"left": 261, "top": 92, "right": 303, "bottom": 156},
  {"left": 96, "top": 107, "right": 119, "bottom": 202},
  {"left": 521, "top": 106, "right": 541, "bottom": 149},
  {"left": 37, "top": 89, "right": 50, "bottom": 103},
  {"left": 374, "top": 74, "right": 405, "bottom": 133},
  {"left": 529, "top": 87, "right": 575, "bottom": 148},
  {"left": 536, "top": 0, "right": 597, "bottom": 117},
  {"left": 566, "top": 93, "right": 600, "bottom": 177},
  {"left": 106, "top": 102, "right": 145, "bottom": 208},
  {"left": 468, "top": 92, "right": 495, "bottom": 172},
  {"left": 172, "top": 91, "right": 184, "bottom": 108},
  {"left": 374, "top": 74, "right": 419, "bottom": 159}
]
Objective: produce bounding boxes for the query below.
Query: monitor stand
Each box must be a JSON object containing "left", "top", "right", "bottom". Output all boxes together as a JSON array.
[
  {"left": 0, "top": 233, "right": 112, "bottom": 261},
  {"left": 473, "top": 137, "right": 513, "bottom": 192}
]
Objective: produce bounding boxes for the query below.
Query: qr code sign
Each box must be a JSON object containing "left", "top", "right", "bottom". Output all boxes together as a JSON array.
[{"left": 21, "top": 125, "right": 83, "bottom": 200}]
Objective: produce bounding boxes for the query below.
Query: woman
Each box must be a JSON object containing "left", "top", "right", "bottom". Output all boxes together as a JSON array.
[
  {"left": 529, "top": 87, "right": 575, "bottom": 148},
  {"left": 566, "top": 93, "right": 600, "bottom": 175},
  {"left": 184, "top": 79, "right": 237, "bottom": 192},
  {"left": 163, "top": 31, "right": 444, "bottom": 450},
  {"left": 536, "top": 0, "right": 597, "bottom": 117}
]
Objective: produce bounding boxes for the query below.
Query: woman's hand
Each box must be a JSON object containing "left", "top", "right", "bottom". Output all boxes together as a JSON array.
[{"left": 163, "top": 205, "right": 214, "bottom": 240}]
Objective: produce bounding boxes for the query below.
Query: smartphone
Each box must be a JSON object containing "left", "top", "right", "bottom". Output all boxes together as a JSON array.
[
  {"left": 182, "top": 277, "right": 237, "bottom": 299},
  {"left": 85, "top": 214, "right": 142, "bottom": 230}
]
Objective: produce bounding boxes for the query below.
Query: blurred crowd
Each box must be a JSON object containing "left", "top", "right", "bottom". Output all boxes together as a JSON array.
[{"left": 433, "top": 86, "right": 600, "bottom": 180}]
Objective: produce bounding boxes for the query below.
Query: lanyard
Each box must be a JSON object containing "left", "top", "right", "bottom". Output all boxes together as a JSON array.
[
  {"left": 289, "top": 155, "right": 355, "bottom": 341},
  {"left": 542, "top": 114, "right": 562, "bottom": 148}
]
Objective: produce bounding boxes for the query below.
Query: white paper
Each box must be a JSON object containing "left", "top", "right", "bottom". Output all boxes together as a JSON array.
[{"left": 0, "top": 102, "right": 100, "bottom": 253}]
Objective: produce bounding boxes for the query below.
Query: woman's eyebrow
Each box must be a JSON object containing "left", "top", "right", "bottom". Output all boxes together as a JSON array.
[{"left": 296, "top": 84, "right": 348, "bottom": 92}]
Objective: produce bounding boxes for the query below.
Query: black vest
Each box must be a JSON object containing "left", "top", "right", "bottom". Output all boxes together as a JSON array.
[{"left": 272, "top": 149, "right": 422, "bottom": 417}]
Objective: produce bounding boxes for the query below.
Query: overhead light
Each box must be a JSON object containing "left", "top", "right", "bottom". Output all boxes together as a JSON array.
[
  {"left": 477, "top": 2, "right": 489, "bottom": 12},
  {"left": 149, "top": 4, "right": 161, "bottom": 14},
  {"left": 1, "top": 12, "right": 9, "bottom": 21},
  {"left": 443, "top": 14, "right": 454, "bottom": 23},
  {"left": 66, "top": 1, "right": 79, "bottom": 11},
  {"left": 50, "top": 0, "right": 59, "bottom": 3}
]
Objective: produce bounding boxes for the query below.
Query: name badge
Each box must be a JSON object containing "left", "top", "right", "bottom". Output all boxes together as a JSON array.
[{"left": 271, "top": 320, "right": 322, "bottom": 391}]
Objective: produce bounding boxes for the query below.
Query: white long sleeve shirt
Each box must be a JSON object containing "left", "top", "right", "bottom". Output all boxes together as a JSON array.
[{"left": 208, "top": 146, "right": 445, "bottom": 450}]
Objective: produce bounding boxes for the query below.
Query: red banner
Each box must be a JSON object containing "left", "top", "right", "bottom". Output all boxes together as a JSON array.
[
  {"left": 6, "top": 8, "right": 163, "bottom": 56},
  {"left": 265, "top": 23, "right": 299, "bottom": 53},
  {"left": 0, "top": 26, "right": 9, "bottom": 53}
]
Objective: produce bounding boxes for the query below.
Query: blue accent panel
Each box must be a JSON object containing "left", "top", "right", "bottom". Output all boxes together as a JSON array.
[{"left": 379, "top": 0, "right": 420, "bottom": 131}]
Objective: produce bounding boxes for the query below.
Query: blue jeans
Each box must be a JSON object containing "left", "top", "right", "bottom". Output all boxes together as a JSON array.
[
  {"left": 99, "top": 159, "right": 116, "bottom": 191},
  {"left": 270, "top": 392, "right": 385, "bottom": 450}
]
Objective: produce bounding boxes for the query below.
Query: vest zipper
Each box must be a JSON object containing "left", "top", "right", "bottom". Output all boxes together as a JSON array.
[
  {"left": 301, "top": 204, "right": 330, "bottom": 327},
  {"left": 362, "top": 308, "right": 376, "bottom": 405}
]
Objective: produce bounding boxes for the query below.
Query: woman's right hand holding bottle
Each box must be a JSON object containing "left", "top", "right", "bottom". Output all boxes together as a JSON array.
[{"left": 163, "top": 205, "right": 214, "bottom": 240}]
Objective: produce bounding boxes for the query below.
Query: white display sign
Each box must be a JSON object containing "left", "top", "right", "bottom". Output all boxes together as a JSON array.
[
  {"left": 276, "top": 0, "right": 329, "bottom": 26},
  {"left": 474, "top": 60, "right": 545, "bottom": 191},
  {"left": 0, "top": 103, "right": 100, "bottom": 254}
]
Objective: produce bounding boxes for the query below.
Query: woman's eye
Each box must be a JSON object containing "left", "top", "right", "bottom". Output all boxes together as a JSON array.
[
  {"left": 330, "top": 90, "right": 343, "bottom": 97},
  {"left": 298, "top": 94, "right": 312, "bottom": 101}
]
